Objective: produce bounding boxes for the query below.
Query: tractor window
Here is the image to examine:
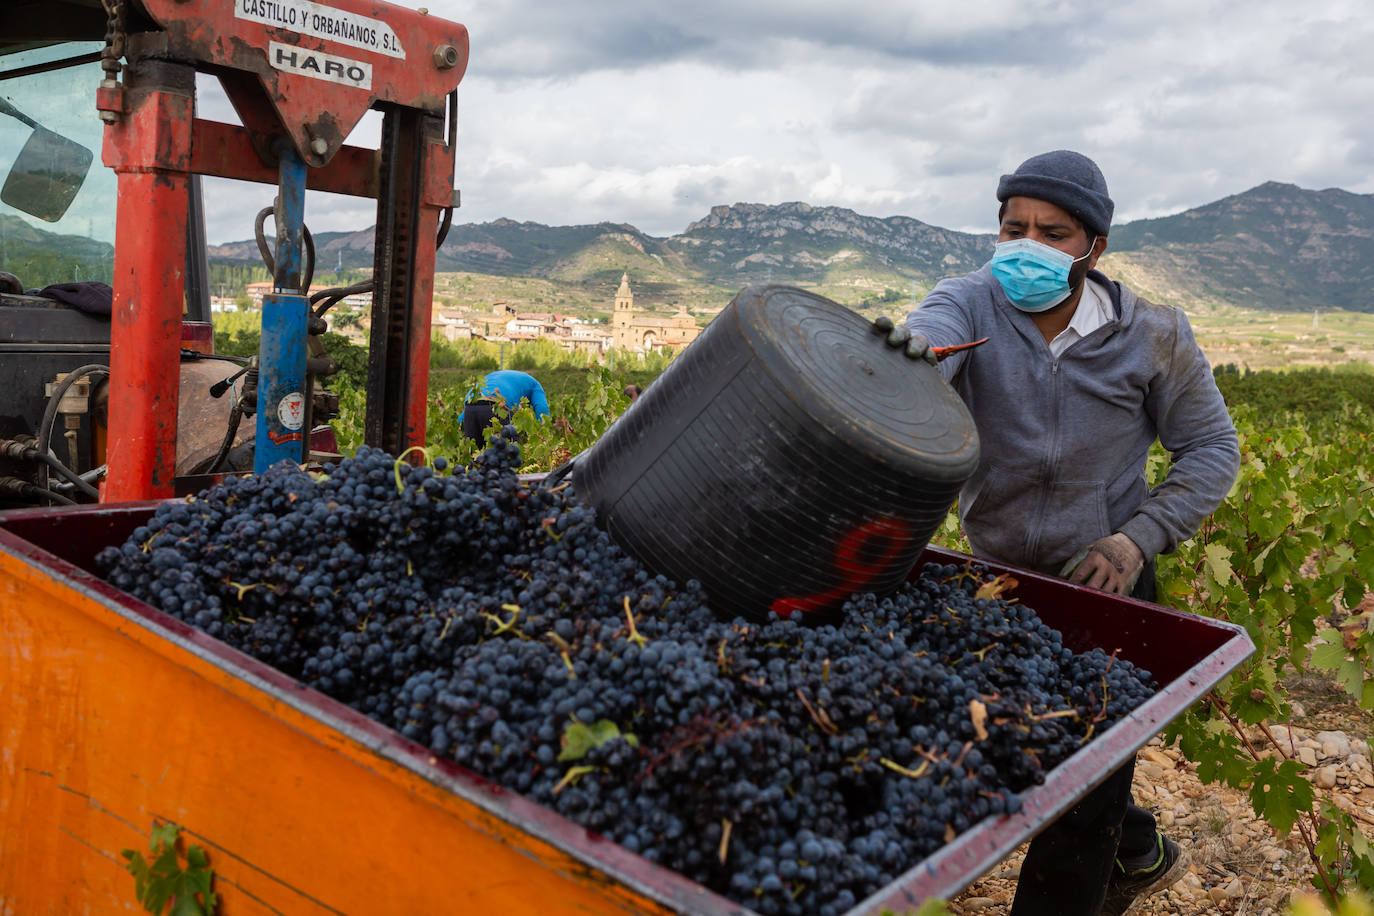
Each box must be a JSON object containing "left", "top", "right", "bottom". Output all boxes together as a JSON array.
[{"left": 0, "top": 43, "right": 115, "bottom": 290}]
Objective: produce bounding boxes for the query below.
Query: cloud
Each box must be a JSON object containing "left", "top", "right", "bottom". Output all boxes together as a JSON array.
[
  {"left": 453, "top": 0, "right": 1120, "bottom": 80},
  {"left": 189, "top": 0, "right": 1374, "bottom": 244}
]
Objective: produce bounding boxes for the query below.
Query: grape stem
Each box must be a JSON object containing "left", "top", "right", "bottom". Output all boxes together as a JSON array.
[
  {"left": 795, "top": 687, "right": 839, "bottom": 736},
  {"left": 546, "top": 635, "right": 577, "bottom": 678},
  {"left": 224, "top": 579, "right": 259, "bottom": 600},
  {"left": 623, "top": 596, "right": 648, "bottom": 648},
  {"left": 552, "top": 764, "right": 594, "bottom": 795},
  {"left": 879, "top": 757, "right": 930, "bottom": 780},
  {"left": 481, "top": 603, "right": 521, "bottom": 635},
  {"left": 392, "top": 446, "right": 431, "bottom": 493}
]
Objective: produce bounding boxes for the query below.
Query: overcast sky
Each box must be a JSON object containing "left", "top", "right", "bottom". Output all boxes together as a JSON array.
[{"left": 202, "top": 0, "right": 1374, "bottom": 243}]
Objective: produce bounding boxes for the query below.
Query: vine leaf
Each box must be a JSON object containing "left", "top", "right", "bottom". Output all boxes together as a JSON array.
[
  {"left": 1310, "top": 630, "right": 1365, "bottom": 698},
  {"left": 121, "top": 823, "right": 217, "bottom": 916},
  {"left": 1344, "top": 575, "right": 1367, "bottom": 609},
  {"left": 1313, "top": 802, "right": 1374, "bottom": 891},
  {"left": 558, "top": 719, "right": 637, "bottom": 762},
  {"left": 974, "top": 574, "right": 1017, "bottom": 601},
  {"left": 1187, "top": 720, "right": 1251, "bottom": 789},
  {"left": 1231, "top": 666, "right": 1279, "bottom": 725},
  {"left": 1248, "top": 758, "right": 1315, "bottom": 837},
  {"left": 1310, "top": 630, "right": 1348, "bottom": 670},
  {"left": 1201, "top": 543, "right": 1234, "bottom": 591}
]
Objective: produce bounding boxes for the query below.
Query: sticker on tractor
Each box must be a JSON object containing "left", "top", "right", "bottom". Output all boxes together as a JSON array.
[
  {"left": 278, "top": 391, "right": 306, "bottom": 430},
  {"left": 236, "top": 0, "right": 406, "bottom": 59},
  {"left": 269, "top": 41, "right": 373, "bottom": 90}
]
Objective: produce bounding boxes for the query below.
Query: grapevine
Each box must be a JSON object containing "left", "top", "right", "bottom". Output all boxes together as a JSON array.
[{"left": 1148, "top": 398, "right": 1374, "bottom": 903}]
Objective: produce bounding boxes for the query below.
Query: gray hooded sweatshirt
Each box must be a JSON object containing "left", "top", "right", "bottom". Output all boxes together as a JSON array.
[{"left": 906, "top": 266, "right": 1240, "bottom": 575}]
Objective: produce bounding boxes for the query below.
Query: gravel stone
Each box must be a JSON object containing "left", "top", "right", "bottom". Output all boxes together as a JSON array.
[{"left": 950, "top": 720, "right": 1374, "bottom": 916}]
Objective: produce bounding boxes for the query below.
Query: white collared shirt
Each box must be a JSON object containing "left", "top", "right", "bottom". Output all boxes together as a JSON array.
[{"left": 1048, "top": 277, "right": 1111, "bottom": 357}]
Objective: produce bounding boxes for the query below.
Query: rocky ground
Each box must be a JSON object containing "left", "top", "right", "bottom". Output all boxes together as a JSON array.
[{"left": 949, "top": 677, "right": 1374, "bottom": 915}]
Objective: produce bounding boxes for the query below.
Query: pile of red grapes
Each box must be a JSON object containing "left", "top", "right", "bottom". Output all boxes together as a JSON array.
[{"left": 98, "top": 429, "right": 1157, "bottom": 916}]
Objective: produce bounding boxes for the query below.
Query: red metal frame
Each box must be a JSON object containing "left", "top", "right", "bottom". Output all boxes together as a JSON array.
[
  {"left": 101, "top": 72, "right": 194, "bottom": 500},
  {"left": 406, "top": 204, "right": 440, "bottom": 446},
  {"left": 97, "top": 0, "right": 466, "bottom": 500},
  {"left": 141, "top": 0, "right": 468, "bottom": 167}
]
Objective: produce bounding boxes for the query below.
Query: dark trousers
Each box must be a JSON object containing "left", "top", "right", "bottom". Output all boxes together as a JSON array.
[
  {"left": 462, "top": 400, "right": 509, "bottom": 446},
  {"left": 1009, "top": 560, "right": 1160, "bottom": 916}
]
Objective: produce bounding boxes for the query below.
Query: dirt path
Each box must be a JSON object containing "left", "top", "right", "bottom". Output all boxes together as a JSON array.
[{"left": 949, "top": 696, "right": 1374, "bottom": 915}]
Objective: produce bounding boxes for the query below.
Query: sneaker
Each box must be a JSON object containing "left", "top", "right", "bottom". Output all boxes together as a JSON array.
[{"left": 1099, "top": 832, "right": 1189, "bottom": 916}]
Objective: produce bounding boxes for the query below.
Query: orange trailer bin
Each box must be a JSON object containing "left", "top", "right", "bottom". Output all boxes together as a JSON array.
[{"left": 0, "top": 502, "right": 1254, "bottom": 915}]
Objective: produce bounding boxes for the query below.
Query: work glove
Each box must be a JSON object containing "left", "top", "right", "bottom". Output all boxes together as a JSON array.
[
  {"left": 872, "top": 316, "right": 938, "bottom": 366},
  {"left": 1060, "top": 532, "right": 1145, "bottom": 596}
]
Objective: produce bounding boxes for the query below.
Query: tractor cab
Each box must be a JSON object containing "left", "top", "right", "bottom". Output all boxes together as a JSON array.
[
  {"left": 0, "top": 38, "right": 232, "bottom": 508},
  {"left": 0, "top": 0, "right": 467, "bottom": 507}
]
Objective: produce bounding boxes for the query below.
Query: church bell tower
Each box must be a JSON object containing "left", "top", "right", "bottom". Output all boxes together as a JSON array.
[{"left": 613, "top": 272, "right": 633, "bottom": 349}]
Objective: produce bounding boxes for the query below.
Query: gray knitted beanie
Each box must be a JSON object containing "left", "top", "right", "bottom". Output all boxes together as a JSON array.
[{"left": 996, "top": 150, "right": 1114, "bottom": 237}]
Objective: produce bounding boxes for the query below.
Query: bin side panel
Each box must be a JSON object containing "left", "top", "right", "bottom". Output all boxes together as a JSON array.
[
  {"left": 0, "top": 502, "right": 151, "bottom": 575},
  {"left": 0, "top": 546, "right": 684, "bottom": 916},
  {"left": 922, "top": 546, "right": 1235, "bottom": 684}
]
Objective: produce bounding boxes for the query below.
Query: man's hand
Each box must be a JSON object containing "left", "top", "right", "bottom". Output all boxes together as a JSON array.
[
  {"left": 872, "top": 316, "right": 938, "bottom": 366},
  {"left": 1060, "top": 533, "right": 1145, "bottom": 595}
]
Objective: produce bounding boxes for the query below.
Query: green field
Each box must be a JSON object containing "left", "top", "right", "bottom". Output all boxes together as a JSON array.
[{"left": 1182, "top": 303, "right": 1374, "bottom": 371}]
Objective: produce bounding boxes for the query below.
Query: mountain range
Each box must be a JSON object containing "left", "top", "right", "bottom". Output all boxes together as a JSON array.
[{"left": 208, "top": 181, "right": 1374, "bottom": 315}]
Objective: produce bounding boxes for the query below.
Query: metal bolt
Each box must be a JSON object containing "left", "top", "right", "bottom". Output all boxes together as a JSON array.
[
  {"left": 310, "top": 137, "right": 328, "bottom": 157},
  {"left": 433, "top": 44, "right": 459, "bottom": 70}
]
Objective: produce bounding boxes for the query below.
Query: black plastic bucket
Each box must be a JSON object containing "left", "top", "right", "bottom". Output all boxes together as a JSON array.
[{"left": 573, "top": 285, "right": 979, "bottom": 622}]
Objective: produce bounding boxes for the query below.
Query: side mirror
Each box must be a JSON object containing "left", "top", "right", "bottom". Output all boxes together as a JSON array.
[{"left": 1, "top": 126, "right": 93, "bottom": 223}]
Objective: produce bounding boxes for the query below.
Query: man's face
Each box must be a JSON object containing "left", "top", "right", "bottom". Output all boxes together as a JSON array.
[{"left": 998, "top": 196, "right": 1106, "bottom": 288}]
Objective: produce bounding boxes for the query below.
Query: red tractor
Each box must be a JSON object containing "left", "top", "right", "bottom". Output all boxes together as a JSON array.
[{"left": 0, "top": 0, "right": 467, "bottom": 507}]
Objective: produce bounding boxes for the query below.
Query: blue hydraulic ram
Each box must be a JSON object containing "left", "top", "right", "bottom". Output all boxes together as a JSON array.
[{"left": 255, "top": 149, "right": 310, "bottom": 472}]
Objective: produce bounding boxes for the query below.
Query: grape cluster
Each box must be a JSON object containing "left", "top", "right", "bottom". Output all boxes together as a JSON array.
[{"left": 97, "top": 429, "right": 1157, "bottom": 915}]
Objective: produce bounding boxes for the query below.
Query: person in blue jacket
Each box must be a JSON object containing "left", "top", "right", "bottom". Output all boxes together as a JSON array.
[
  {"left": 458, "top": 370, "right": 550, "bottom": 446},
  {"left": 902, "top": 151, "right": 1240, "bottom": 916}
]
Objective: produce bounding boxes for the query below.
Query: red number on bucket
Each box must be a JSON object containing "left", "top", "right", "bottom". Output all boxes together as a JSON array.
[{"left": 769, "top": 517, "right": 914, "bottom": 616}]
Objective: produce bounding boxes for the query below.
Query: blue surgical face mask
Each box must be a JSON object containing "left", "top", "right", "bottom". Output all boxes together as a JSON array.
[{"left": 989, "top": 237, "right": 1096, "bottom": 313}]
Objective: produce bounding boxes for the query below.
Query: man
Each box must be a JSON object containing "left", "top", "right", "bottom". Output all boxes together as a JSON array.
[
  {"left": 903, "top": 150, "right": 1240, "bottom": 915},
  {"left": 459, "top": 369, "right": 550, "bottom": 446}
]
